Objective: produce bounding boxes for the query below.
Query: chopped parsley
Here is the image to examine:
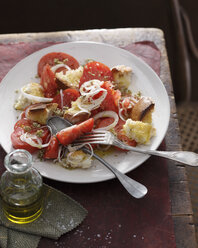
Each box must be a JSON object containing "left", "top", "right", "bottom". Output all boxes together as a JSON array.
[
  {"left": 83, "top": 59, "right": 95, "bottom": 66},
  {"left": 32, "top": 122, "right": 41, "bottom": 128},
  {"left": 63, "top": 58, "right": 68, "bottom": 63},
  {"left": 38, "top": 149, "right": 45, "bottom": 161},
  {"left": 88, "top": 71, "right": 95, "bottom": 76},
  {"left": 120, "top": 88, "right": 132, "bottom": 96},
  {"left": 134, "top": 91, "right": 142, "bottom": 98},
  {"left": 23, "top": 126, "right": 32, "bottom": 132},
  {"left": 35, "top": 129, "right": 44, "bottom": 137},
  {"left": 53, "top": 108, "right": 64, "bottom": 116},
  {"left": 54, "top": 58, "right": 63, "bottom": 64}
]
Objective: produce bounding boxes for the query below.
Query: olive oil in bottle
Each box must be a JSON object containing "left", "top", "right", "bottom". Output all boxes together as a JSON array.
[{"left": 0, "top": 149, "right": 43, "bottom": 224}]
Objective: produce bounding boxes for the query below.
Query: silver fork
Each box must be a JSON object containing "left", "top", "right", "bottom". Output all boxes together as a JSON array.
[
  {"left": 73, "top": 130, "right": 198, "bottom": 166},
  {"left": 47, "top": 116, "right": 148, "bottom": 199}
]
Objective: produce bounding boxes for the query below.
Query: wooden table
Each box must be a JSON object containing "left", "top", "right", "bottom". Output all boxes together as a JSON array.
[{"left": 0, "top": 28, "right": 196, "bottom": 248}]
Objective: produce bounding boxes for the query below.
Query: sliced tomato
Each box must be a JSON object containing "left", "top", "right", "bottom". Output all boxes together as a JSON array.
[
  {"left": 99, "top": 81, "right": 121, "bottom": 113},
  {"left": 95, "top": 117, "right": 114, "bottom": 129},
  {"left": 90, "top": 82, "right": 121, "bottom": 116},
  {"left": 38, "top": 52, "right": 79, "bottom": 77},
  {"left": 11, "top": 127, "right": 38, "bottom": 153},
  {"left": 79, "top": 61, "right": 113, "bottom": 87},
  {"left": 11, "top": 118, "right": 51, "bottom": 153},
  {"left": 14, "top": 119, "right": 50, "bottom": 140},
  {"left": 52, "top": 88, "right": 80, "bottom": 109},
  {"left": 118, "top": 97, "right": 134, "bottom": 120},
  {"left": 40, "top": 64, "right": 57, "bottom": 98},
  {"left": 38, "top": 127, "right": 51, "bottom": 144},
  {"left": 44, "top": 136, "right": 59, "bottom": 159},
  {"left": 56, "top": 118, "right": 94, "bottom": 145},
  {"left": 121, "top": 97, "right": 131, "bottom": 109},
  {"left": 14, "top": 118, "right": 35, "bottom": 130},
  {"left": 77, "top": 118, "right": 94, "bottom": 133}
]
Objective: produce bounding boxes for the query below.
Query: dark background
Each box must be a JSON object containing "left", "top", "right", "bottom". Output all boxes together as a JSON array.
[{"left": 0, "top": 0, "right": 197, "bottom": 103}]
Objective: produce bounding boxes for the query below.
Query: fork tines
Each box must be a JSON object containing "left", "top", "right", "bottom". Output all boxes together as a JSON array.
[{"left": 72, "top": 130, "right": 107, "bottom": 144}]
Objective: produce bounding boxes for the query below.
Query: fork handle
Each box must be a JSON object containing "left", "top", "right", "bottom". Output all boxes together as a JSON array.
[
  {"left": 83, "top": 147, "right": 147, "bottom": 199},
  {"left": 115, "top": 141, "right": 198, "bottom": 166}
]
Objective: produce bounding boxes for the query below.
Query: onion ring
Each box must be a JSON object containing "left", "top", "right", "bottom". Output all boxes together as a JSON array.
[
  {"left": 93, "top": 111, "right": 119, "bottom": 130},
  {"left": 51, "top": 63, "right": 71, "bottom": 73},
  {"left": 21, "top": 85, "right": 53, "bottom": 103}
]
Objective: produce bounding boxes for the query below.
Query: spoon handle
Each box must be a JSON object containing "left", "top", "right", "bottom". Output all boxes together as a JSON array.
[{"left": 83, "top": 147, "right": 148, "bottom": 199}]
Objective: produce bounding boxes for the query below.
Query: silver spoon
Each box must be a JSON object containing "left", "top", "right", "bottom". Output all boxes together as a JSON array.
[{"left": 47, "top": 116, "right": 148, "bottom": 199}]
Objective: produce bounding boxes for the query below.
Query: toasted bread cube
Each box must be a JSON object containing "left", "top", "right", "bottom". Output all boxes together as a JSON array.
[
  {"left": 111, "top": 65, "right": 132, "bottom": 90},
  {"left": 26, "top": 103, "right": 58, "bottom": 125},
  {"left": 55, "top": 66, "right": 83, "bottom": 89},
  {"left": 64, "top": 99, "right": 90, "bottom": 124},
  {"left": 131, "top": 96, "right": 154, "bottom": 124}
]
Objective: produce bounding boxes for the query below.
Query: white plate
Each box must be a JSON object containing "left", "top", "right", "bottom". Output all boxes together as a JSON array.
[{"left": 0, "top": 41, "right": 170, "bottom": 183}]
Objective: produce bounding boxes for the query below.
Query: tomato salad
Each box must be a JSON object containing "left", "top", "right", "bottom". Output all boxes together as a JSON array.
[{"left": 12, "top": 52, "right": 155, "bottom": 169}]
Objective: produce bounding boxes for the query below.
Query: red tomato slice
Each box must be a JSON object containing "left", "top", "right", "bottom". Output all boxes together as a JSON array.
[
  {"left": 79, "top": 61, "right": 113, "bottom": 87},
  {"left": 56, "top": 118, "right": 94, "bottom": 145},
  {"left": 11, "top": 119, "right": 51, "bottom": 153},
  {"left": 44, "top": 136, "right": 59, "bottom": 159},
  {"left": 118, "top": 97, "right": 134, "bottom": 119},
  {"left": 14, "top": 118, "right": 35, "bottom": 130},
  {"left": 122, "top": 97, "right": 131, "bottom": 109},
  {"left": 11, "top": 127, "right": 38, "bottom": 153},
  {"left": 39, "top": 127, "right": 51, "bottom": 144},
  {"left": 14, "top": 119, "right": 50, "bottom": 140},
  {"left": 98, "top": 81, "right": 121, "bottom": 113},
  {"left": 40, "top": 64, "right": 57, "bottom": 98},
  {"left": 95, "top": 117, "right": 114, "bottom": 129},
  {"left": 90, "top": 82, "right": 121, "bottom": 116},
  {"left": 52, "top": 88, "right": 80, "bottom": 109},
  {"left": 38, "top": 52, "right": 79, "bottom": 77}
]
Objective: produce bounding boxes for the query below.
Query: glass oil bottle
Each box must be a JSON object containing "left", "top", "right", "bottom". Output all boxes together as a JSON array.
[{"left": 0, "top": 149, "right": 43, "bottom": 224}]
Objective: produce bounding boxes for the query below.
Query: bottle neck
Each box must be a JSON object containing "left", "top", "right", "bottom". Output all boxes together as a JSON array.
[
  {"left": 7, "top": 168, "right": 32, "bottom": 178},
  {"left": 4, "top": 149, "right": 32, "bottom": 174}
]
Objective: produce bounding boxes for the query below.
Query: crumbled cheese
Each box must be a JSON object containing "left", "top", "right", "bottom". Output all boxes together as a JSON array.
[
  {"left": 123, "top": 119, "right": 155, "bottom": 144},
  {"left": 23, "top": 82, "right": 44, "bottom": 96},
  {"left": 66, "top": 150, "right": 92, "bottom": 169},
  {"left": 14, "top": 94, "right": 30, "bottom": 110},
  {"left": 55, "top": 66, "right": 83, "bottom": 89},
  {"left": 14, "top": 82, "right": 44, "bottom": 110},
  {"left": 64, "top": 99, "right": 82, "bottom": 116}
]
